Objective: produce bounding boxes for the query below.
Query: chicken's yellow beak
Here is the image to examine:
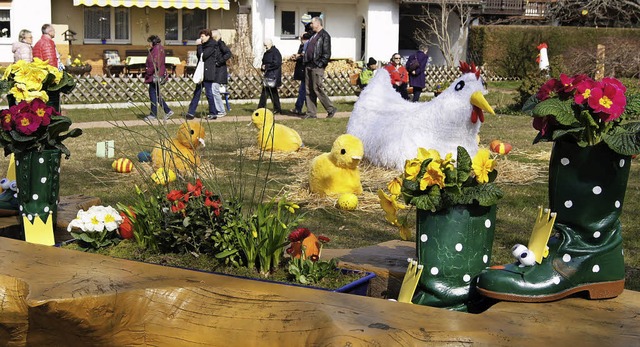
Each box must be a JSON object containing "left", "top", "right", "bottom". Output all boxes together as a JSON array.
[{"left": 470, "top": 91, "right": 495, "bottom": 115}]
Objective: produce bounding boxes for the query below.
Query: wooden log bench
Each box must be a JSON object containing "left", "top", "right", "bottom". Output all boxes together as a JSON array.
[{"left": 0, "top": 237, "right": 638, "bottom": 345}]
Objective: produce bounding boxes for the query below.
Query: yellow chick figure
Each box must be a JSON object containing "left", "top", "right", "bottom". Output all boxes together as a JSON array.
[
  {"left": 151, "top": 121, "right": 205, "bottom": 173},
  {"left": 251, "top": 108, "right": 303, "bottom": 152},
  {"left": 309, "top": 134, "right": 364, "bottom": 196}
]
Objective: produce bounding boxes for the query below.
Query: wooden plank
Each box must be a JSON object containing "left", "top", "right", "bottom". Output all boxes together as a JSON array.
[{"left": 0, "top": 237, "right": 638, "bottom": 346}]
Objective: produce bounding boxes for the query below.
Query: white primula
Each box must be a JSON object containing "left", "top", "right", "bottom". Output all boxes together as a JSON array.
[{"left": 67, "top": 205, "right": 122, "bottom": 232}]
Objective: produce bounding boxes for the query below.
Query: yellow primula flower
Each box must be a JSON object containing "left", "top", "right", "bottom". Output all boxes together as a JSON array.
[
  {"left": 404, "top": 158, "right": 422, "bottom": 181},
  {"left": 387, "top": 177, "right": 402, "bottom": 196},
  {"left": 14, "top": 66, "right": 48, "bottom": 91},
  {"left": 441, "top": 152, "right": 455, "bottom": 171},
  {"left": 24, "top": 90, "right": 49, "bottom": 103},
  {"left": 416, "top": 147, "right": 441, "bottom": 162},
  {"left": 9, "top": 83, "right": 30, "bottom": 102},
  {"left": 419, "top": 161, "right": 446, "bottom": 190},
  {"left": 378, "top": 189, "right": 406, "bottom": 226},
  {"left": 399, "top": 223, "right": 412, "bottom": 241},
  {"left": 472, "top": 149, "right": 495, "bottom": 184}
]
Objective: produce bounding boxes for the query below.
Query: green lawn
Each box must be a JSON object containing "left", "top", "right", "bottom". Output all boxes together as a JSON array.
[{"left": 4, "top": 81, "right": 639, "bottom": 290}]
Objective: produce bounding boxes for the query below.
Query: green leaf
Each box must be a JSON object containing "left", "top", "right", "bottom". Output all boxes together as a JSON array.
[
  {"left": 533, "top": 98, "right": 577, "bottom": 126},
  {"left": 603, "top": 122, "right": 640, "bottom": 156},
  {"left": 456, "top": 146, "right": 471, "bottom": 183},
  {"left": 521, "top": 94, "right": 540, "bottom": 115}
]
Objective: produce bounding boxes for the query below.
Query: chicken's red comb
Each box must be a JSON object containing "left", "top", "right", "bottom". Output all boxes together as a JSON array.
[
  {"left": 459, "top": 61, "right": 481, "bottom": 79},
  {"left": 537, "top": 42, "right": 548, "bottom": 50}
]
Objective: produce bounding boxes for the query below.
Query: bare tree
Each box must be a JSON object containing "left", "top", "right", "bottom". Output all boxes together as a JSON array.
[
  {"left": 412, "top": 0, "right": 474, "bottom": 66},
  {"left": 548, "top": 0, "right": 640, "bottom": 27}
]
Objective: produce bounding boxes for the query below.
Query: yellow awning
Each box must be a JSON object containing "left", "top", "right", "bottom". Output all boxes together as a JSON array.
[{"left": 73, "top": 0, "right": 230, "bottom": 10}]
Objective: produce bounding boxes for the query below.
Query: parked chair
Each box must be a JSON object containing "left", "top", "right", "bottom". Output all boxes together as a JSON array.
[{"left": 103, "top": 50, "right": 125, "bottom": 77}]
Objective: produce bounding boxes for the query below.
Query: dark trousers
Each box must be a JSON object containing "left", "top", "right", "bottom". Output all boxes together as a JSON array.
[
  {"left": 294, "top": 80, "right": 306, "bottom": 112},
  {"left": 305, "top": 67, "right": 336, "bottom": 117},
  {"left": 412, "top": 86, "right": 424, "bottom": 102},
  {"left": 394, "top": 83, "right": 410, "bottom": 100},
  {"left": 148, "top": 81, "right": 171, "bottom": 117},
  {"left": 187, "top": 81, "right": 218, "bottom": 116},
  {"left": 258, "top": 86, "right": 282, "bottom": 113}
]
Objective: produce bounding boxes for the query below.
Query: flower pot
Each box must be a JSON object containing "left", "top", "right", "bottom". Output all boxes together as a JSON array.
[
  {"left": 412, "top": 204, "right": 496, "bottom": 311},
  {"left": 14, "top": 149, "right": 62, "bottom": 229}
]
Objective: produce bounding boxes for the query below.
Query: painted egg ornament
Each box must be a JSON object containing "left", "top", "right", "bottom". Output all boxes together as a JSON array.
[
  {"left": 151, "top": 168, "right": 177, "bottom": 185},
  {"left": 137, "top": 151, "right": 152, "bottom": 162},
  {"left": 337, "top": 193, "right": 358, "bottom": 210},
  {"left": 118, "top": 212, "right": 135, "bottom": 239},
  {"left": 112, "top": 158, "right": 134, "bottom": 173},
  {"left": 489, "top": 139, "right": 512, "bottom": 155}
]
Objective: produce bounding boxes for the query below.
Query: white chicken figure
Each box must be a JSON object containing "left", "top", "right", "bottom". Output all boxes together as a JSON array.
[{"left": 347, "top": 62, "right": 495, "bottom": 171}]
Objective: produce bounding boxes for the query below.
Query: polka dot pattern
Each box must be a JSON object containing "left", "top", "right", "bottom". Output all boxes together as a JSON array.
[
  {"left": 484, "top": 219, "right": 491, "bottom": 228},
  {"left": 420, "top": 234, "right": 428, "bottom": 242},
  {"left": 619, "top": 159, "right": 625, "bottom": 167},
  {"left": 430, "top": 267, "right": 439, "bottom": 275},
  {"left": 483, "top": 255, "right": 488, "bottom": 264},
  {"left": 561, "top": 158, "right": 570, "bottom": 166},
  {"left": 455, "top": 243, "right": 463, "bottom": 252},
  {"left": 592, "top": 265, "right": 600, "bottom": 273},
  {"left": 593, "top": 231, "right": 601, "bottom": 239},
  {"left": 552, "top": 277, "right": 561, "bottom": 285},
  {"left": 562, "top": 254, "right": 571, "bottom": 262},
  {"left": 592, "top": 186, "right": 602, "bottom": 195},
  {"left": 615, "top": 201, "right": 621, "bottom": 208},
  {"left": 564, "top": 200, "right": 573, "bottom": 208},
  {"left": 463, "top": 274, "right": 471, "bottom": 282}
]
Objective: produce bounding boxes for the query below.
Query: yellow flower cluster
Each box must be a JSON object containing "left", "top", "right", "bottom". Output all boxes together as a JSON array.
[
  {"left": 2, "top": 58, "right": 62, "bottom": 103},
  {"left": 68, "top": 54, "right": 85, "bottom": 67}
]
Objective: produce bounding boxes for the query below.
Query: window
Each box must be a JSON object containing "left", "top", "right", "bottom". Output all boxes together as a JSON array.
[
  {"left": 83, "top": 7, "right": 130, "bottom": 43},
  {"left": 0, "top": 9, "right": 9, "bottom": 38},
  {"left": 165, "top": 9, "right": 207, "bottom": 44},
  {"left": 281, "top": 11, "right": 295, "bottom": 37}
]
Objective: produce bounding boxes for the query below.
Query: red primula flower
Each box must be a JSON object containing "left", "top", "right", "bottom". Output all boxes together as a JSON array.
[
  {"left": 536, "top": 78, "right": 562, "bottom": 101},
  {"left": 29, "top": 98, "right": 52, "bottom": 126},
  {"left": 532, "top": 116, "right": 551, "bottom": 137},
  {"left": 288, "top": 227, "right": 311, "bottom": 242},
  {"left": 574, "top": 78, "right": 597, "bottom": 105},
  {"left": 187, "top": 179, "right": 203, "bottom": 197},
  {"left": 166, "top": 189, "right": 184, "bottom": 202},
  {"left": 204, "top": 197, "right": 221, "bottom": 216},
  {"left": 601, "top": 77, "right": 627, "bottom": 94},
  {"left": 588, "top": 84, "right": 626, "bottom": 122},
  {"left": 1, "top": 109, "right": 13, "bottom": 131},
  {"left": 14, "top": 111, "right": 41, "bottom": 135}
]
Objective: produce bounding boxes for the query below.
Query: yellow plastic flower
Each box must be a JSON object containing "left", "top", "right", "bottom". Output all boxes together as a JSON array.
[
  {"left": 404, "top": 158, "right": 422, "bottom": 181},
  {"left": 387, "top": 177, "right": 402, "bottom": 196},
  {"left": 378, "top": 189, "right": 406, "bottom": 226},
  {"left": 472, "top": 149, "right": 495, "bottom": 184},
  {"left": 419, "top": 161, "right": 446, "bottom": 190}
]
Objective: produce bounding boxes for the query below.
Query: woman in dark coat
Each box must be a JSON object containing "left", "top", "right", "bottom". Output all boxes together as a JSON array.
[
  {"left": 208, "top": 29, "right": 232, "bottom": 117},
  {"left": 186, "top": 29, "right": 219, "bottom": 120},
  {"left": 144, "top": 35, "right": 173, "bottom": 121},
  {"left": 407, "top": 45, "right": 430, "bottom": 102},
  {"left": 258, "top": 39, "right": 283, "bottom": 114}
]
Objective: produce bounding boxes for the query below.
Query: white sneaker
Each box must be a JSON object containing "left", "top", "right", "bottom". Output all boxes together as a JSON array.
[
  {"left": 164, "top": 110, "right": 174, "bottom": 120},
  {"left": 143, "top": 115, "right": 157, "bottom": 122},
  {"left": 217, "top": 113, "right": 226, "bottom": 118}
]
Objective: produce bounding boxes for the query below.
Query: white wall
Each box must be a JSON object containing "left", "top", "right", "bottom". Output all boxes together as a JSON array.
[
  {"left": 365, "top": 0, "right": 398, "bottom": 64},
  {"left": 0, "top": 0, "right": 52, "bottom": 63}
]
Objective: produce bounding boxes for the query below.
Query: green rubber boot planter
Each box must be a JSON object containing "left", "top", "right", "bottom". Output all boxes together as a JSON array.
[
  {"left": 15, "top": 149, "right": 62, "bottom": 229},
  {"left": 412, "top": 204, "right": 496, "bottom": 311},
  {"left": 477, "top": 141, "right": 630, "bottom": 302}
]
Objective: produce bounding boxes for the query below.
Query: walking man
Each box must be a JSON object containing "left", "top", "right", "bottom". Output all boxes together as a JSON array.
[
  {"left": 303, "top": 17, "right": 337, "bottom": 119},
  {"left": 32, "top": 24, "right": 59, "bottom": 69}
]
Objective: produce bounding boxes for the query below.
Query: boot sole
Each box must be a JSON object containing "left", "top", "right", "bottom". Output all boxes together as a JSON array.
[{"left": 477, "top": 279, "right": 625, "bottom": 303}]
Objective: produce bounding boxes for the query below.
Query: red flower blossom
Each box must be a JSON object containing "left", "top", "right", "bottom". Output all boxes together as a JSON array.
[
  {"left": 29, "top": 98, "right": 52, "bottom": 126},
  {"left": 288, "top": 227, "right": 311, "bottom": 242},
  {"left": 187, "top": 179, "right": 203, "bottom": 197},
  {"left": 166, "top": 190, "right": 184, "bottom": 202},
  {"left": 588, "top": 84, "right": 626, "bottom": 122},
  {"left": 536, "top": 78, "right": 562, "bottom": 101},
  {"left": 574, "top": 78, "right": 597, "bottom": 105},
  {"left": 317, "top": 235, "right": 331, "bottom": 243},
  {"left": 532, "top": 116, "right": 551, "bottom": 137},
  {"left": 171, "top": 200, "right": 186, "bottom": 213},
  {"left": 1, "top": 109, "right": 13, "bottom": 131},
  {"left": 14, "top": 110, "right": 41, "bottom": 135}
]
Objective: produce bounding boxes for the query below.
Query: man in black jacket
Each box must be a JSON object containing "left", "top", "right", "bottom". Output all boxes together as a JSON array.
[{"left": 302, "top": 17, "right": 337, "bottom": 119}]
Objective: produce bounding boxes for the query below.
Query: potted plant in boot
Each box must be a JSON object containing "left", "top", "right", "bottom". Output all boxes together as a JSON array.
[
  {"left": 379, "top": 146, "right": 503, "bottom": 311},
  {"left": 477, "top": 74, "right": 640, "bottom": 302}
]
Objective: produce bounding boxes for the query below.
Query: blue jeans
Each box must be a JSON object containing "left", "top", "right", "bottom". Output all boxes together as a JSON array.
[
  {"left": 148, "top": 82, "right": 171, "bottom": 117},
  {"left": 211, "top": 83, "right": 226, "bottom": 115},
  {"left": 294, "top": 80, "right": 306, "bottom": 112},
  {"left": 187, "top": 82, "right": 217, "bottom": 116}
]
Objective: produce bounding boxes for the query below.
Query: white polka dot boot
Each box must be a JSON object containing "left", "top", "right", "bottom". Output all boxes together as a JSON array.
[
  {"left": 412, "top": 204, "right": 496, "bottom": 311},
  {"left": 14, "top": 149, "right": 62, "bottom": 228},
  {"left": 477, "top": 141, "right": 630, "bottom": 302}
]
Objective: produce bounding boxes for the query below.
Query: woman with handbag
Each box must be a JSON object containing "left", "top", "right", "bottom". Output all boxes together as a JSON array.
[
  {"left": 186, "top": 31, "right": 219, "bottom": 120},
  {"left": 143, "top": 35, "right": 174, "bottom": 121},
  {"left": 258, "top": 39, "right": 283, "bottom": 114}
]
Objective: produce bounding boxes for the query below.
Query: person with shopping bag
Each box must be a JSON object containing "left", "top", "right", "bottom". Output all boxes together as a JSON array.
[
  {"left": 257, "top": 38, "right": 283, "bottom": 114},
  {"left": 186, "top": 29, "right": 219, "bottom": 120}
]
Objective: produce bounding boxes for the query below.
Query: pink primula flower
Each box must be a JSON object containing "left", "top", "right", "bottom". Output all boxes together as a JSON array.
[
  {"left": 29, "top": 98, "right": 52, "bottom": 126},
  {"left": 14, "top": 111, "right": 41, "bottom": 135},
  {"left": 1, "top": 109, "right": 13, "bottom": 131},
  {"left": 588, "top": 84, "right": 626, "bottom": 122},
  {"left": 536, "top": 78, "right": 562, "bottom": 101},
  {"left": 574, "top": 78, "right": 597, "bottom": 105}
]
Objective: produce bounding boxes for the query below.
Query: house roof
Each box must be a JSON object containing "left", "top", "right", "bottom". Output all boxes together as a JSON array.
[{"left": 72, "top": 0, "right": 230, "bottom": 10}]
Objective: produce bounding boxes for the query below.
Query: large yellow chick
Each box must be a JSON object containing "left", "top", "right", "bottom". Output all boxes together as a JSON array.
[
  {"left": 151, "top": 121, "right": 205, "bottom": 173},
  {"left": 251, "top": 108, "right": 303, "bottom": 152},
  {"left": 309, "top": 134, "right": 364, "bottom": 196}
]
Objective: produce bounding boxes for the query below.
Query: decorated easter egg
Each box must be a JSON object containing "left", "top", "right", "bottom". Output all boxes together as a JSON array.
[
  {"left": 118, "top": 212, "right": 134, "bottom": 239},
  {"left": 337, "top": 193, "right": 358, "bottom": 210},
  {"left": 112, "top": 158, "right": 133, "bottom": 173},
  {"left": 151, "top": 168, "right": 177, "bottom": 185},
  {"left": 137, "top": 151, "right": 152, "bottom": 162},
  {"left": 489, "top": 140, "right": 512, "bottom": 155}
]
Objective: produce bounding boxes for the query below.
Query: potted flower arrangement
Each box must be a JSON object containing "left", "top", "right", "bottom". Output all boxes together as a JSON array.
[
  {"left": 67, "top": 205, "right": 124, "bottom": 250},
  {"left": 379, "top": 146, "right": 502, "bottom": 311},
  {"left": 477, "top": 74, "right": 640, "bottom": 303},
  {"left": 0, "top": 58, "right": 81, "bottom": 230},
  {"left": 65, "top": 54, "right": 92, "bottom": 77}
]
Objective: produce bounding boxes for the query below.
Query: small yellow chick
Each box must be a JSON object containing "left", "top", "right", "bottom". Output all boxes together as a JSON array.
[
  {"left": 309, "top": 134, "right": 364, "bottom": 196},
  {"left": 152, "top": 121, "right": 205, "bottom": 173},
  {"left": 251, "top": 108, "right": 303, "bottom": 152}
]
